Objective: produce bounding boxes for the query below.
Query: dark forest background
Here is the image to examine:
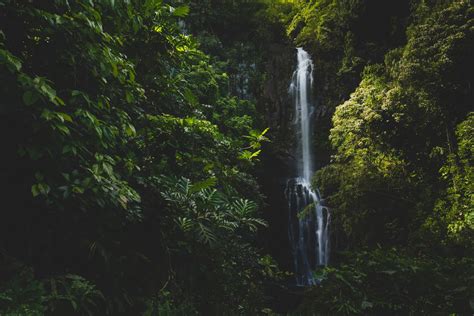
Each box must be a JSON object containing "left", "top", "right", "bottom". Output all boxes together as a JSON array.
[{"left": 0, "top": 0, "right": 472, "bottom": 315}]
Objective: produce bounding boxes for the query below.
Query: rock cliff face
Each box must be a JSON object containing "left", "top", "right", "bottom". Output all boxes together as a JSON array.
[
  {"left": 258, "top": 42, "right": 296, "bottom": 170},
  {"left": 256, "top": 41, "right": 296, "bottom": 270},
  {"left": 255, "top": 42, "right": 334, "bottom": 271}
]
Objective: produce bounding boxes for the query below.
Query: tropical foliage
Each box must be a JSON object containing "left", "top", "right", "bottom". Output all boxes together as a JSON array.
[
  {"left": 0, "top": 0, "right": 473, "bottom": 315},
  {"left": 0, "top": 0, "right": 274, "bottom": 314}
]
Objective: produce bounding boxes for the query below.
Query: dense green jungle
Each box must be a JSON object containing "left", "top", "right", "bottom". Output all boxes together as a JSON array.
[{"left": 0, "top": 0, "right": 473, "bottom": 315}]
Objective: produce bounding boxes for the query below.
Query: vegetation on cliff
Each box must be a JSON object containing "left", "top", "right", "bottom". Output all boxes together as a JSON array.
[{"left": 290, "top": 0, "right": 473, "bottom": 314}]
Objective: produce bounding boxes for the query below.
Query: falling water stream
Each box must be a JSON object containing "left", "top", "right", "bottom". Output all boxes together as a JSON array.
[{"left": 285, "top": 48, "right": 330, "bottom": 286}]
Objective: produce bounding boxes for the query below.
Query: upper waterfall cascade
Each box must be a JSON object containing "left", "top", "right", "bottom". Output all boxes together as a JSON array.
[{"left": 286, "top": 48, "right": 330, "bottom": 286}]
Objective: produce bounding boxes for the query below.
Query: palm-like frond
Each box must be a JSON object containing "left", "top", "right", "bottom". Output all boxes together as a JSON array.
[
  {"left": 230, "top": 199, "right": 258, "bottom": 217},
  {"left": 160, "top": 176, "right": 266, "bottom": 246},
  {"left": 195, "top": 222, "right": 216, "bottom": 245}
]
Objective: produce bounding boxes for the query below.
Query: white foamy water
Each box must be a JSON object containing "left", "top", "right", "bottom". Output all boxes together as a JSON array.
[{"left": 286, "top": 48, "right": 330, "bottom": 286}]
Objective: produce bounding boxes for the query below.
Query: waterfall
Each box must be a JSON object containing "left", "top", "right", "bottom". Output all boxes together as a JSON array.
[{"left": 286, "top": 48, "right": 330, "bottom": 286}]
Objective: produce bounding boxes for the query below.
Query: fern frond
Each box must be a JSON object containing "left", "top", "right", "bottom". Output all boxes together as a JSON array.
[{"left": 195, "top": 223, "right": 216, "bottom": 245}]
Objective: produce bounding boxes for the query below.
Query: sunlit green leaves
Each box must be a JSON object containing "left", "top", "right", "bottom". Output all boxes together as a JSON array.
[
  {"left": 316, "top": 0, "right": 474, "bottom": 251},
  {"left": 239, "top": 150, "right": 261, "bottom": 161},
  {"left": 0, "top": 48, "right": 22, "bottom": 72},
  {"left": 189, "top": 177, "right": 217, "bottom": 193},
  {"left": 244, "top": 128, "right": 270, "bottom": 150},
  {"left": 429, "top": 113, "right": 474, "bottom": 246},
  {"left": 171, "top": 5, "right": 190, "bottom": 18},
  {"left": 31, "top": 183, "right": 51, "bottom": 197},
  {"left": 239, "top": 128, "right": 270, "bottom": 161}
]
